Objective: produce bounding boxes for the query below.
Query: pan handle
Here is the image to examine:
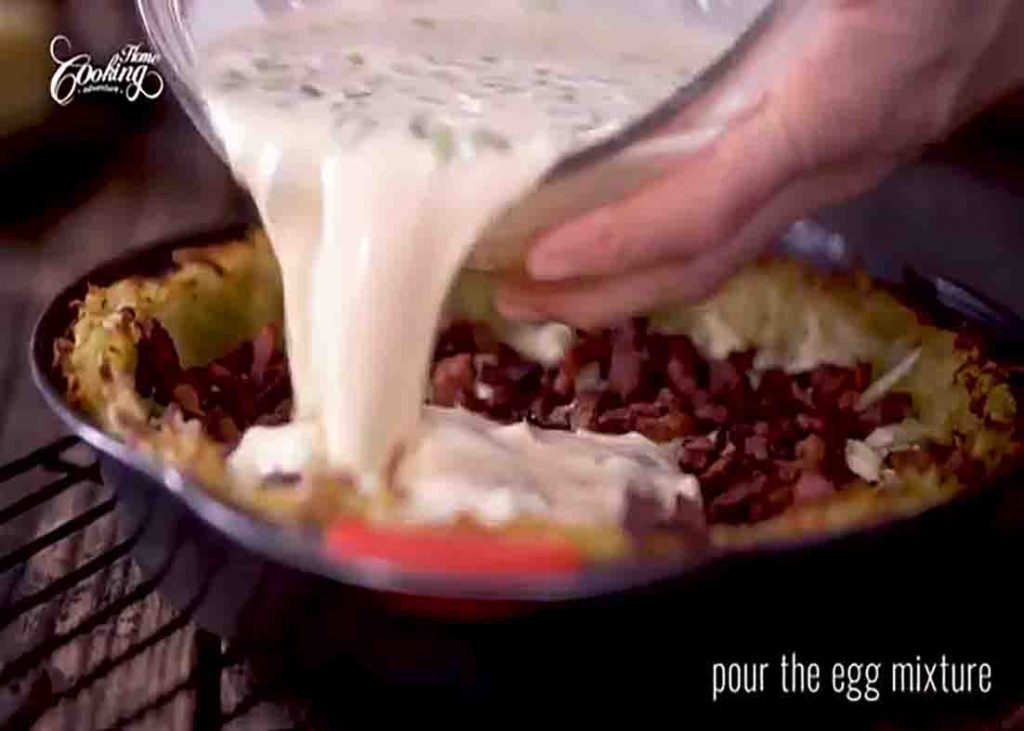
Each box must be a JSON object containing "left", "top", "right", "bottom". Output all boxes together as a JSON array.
[{"left": 903, "top": 268, "right": 1024, "bottom": 361}]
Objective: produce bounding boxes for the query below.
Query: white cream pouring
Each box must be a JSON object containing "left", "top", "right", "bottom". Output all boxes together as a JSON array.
[{"left": 200, "top": 1, "right": 730, "bottom": 527}]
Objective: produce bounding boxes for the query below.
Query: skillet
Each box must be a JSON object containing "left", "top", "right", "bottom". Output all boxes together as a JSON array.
[{"left": 27, "top": 223, "right": 1024, "bottom": 711}]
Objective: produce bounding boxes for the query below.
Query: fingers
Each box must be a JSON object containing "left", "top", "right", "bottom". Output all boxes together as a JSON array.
[
  {"left": 499, "top": 0, "right": 1016, "bottom": 327},
  {"left": 499, "top": 202, "right": 779, "bottom": 330},
  {"left": 498, "top": 258, "right": 733, "bottom": 331},
  {"left": 499, "top": 157, "right": 893, "bottom": 328},
  {"left": 525, "top": 97, "right": 802, "bottom": 282}
]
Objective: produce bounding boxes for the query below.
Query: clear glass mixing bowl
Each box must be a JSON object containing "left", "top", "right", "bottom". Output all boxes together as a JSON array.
[{"left": 136, "top": 0, "right": 773, "bottom": 164}]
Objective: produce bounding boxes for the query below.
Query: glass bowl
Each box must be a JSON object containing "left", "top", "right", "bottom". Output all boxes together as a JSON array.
[{"left": 135, "top": 0, "right": 772, "bottom": 163}]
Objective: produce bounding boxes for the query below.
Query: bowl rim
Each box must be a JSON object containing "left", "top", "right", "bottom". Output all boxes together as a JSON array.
[{"left": 28, "top": 225, "right": 1023, "bottom": 602}]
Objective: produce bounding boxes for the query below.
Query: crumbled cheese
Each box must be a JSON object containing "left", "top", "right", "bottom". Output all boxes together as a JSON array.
[
  {"left": 845, "top": 439, "right": 883, "bottom": 483},
  {"left": 474, "top": 381, "right": 495, "bottom": 401},
  {"left": 850, "top": 420, "right": 928, "bottom": 485},
  {"left": 856, "top": 348, "right": 922, "bottom": 411},
  {"left": 504, "top": 322, "right": 575, "bottom": 368},
  {"left": 229, "top": 421, "right": 320, "bottom": 479}
]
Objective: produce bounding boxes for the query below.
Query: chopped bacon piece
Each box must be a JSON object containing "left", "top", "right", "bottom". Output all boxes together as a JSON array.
[
  {"left": 709, "top": 474, "right": 768, "bottom": 524},
  {"left": 608, "top": 324, "right": 644, "bottom": 401},
  {"left": 133, "top": 313, "right": 919, "bottom": 532},
  {"left": 694, "top": 401, "right": 729, "bottom": 426},
  {"left": 134, "top": 321, "right": 182, "bottom": 402},
  {"left": 172, "top": 383, "right": 202, "bottom": 416},
  {"left": 570, "top": 391, "right": 602, "bottom": 432},
  {"left": 635, "top": 411, "right": 696, "bottom": 442},
  {"left": 431, "top": 353, "right": 475, "bottom": 407},
  {"left": 596, "top": 406, "right": 634, "bottom": 434},
  {"left": 134, "top": 319, "right": 293, "bottom": 439},
  {"left": 678, "top": 434, "right": 717, "bottom": 474},
  {"left": 744, "top": 434, "right": 770, "bottom": 462},
  {"left": 795, "top": 434, "right": 827, "bottom": 470},
  {"left": 709, "top": 358, "right": 743, "bottom": 399},
  {"left": 426, "top": 324, "right": 914, "bottom": 525}
]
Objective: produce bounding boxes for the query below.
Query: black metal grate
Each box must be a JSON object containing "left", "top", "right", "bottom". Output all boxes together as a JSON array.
[
  {"left": 3, "top": 439, "right": 1023, "bottom": 730},
  {"left": 0, "top": 438, "right": 302, "bottom": 730}
]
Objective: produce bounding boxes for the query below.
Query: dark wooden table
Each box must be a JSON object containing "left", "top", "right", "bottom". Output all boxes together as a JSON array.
[{"left": 1, "top": 96, "right": 1023, "bottom": 728}]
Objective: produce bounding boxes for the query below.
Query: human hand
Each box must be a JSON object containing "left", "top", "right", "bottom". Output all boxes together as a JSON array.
[{"left": 497, "top": 0, "right": 1024, "bottom": 328}]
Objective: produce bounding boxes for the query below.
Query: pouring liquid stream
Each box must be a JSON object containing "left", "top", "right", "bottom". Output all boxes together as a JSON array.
[{"left": 201, "top": 2, "right": 730, "bottom": 527}]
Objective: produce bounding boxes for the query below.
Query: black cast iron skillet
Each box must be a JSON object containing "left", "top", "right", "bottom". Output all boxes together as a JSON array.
[{"left": 27, "top": 226, "right": 1024, "bottom": 714}]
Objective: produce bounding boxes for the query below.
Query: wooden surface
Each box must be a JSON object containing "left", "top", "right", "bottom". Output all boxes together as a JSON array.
[{"left": 1, "top": 94, "right": 1023, "bottom": 728}]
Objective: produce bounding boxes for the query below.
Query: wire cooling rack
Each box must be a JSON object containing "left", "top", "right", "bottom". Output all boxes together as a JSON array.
[{"left": 0, "top": 436, "right": 315, "bottom": 730}]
